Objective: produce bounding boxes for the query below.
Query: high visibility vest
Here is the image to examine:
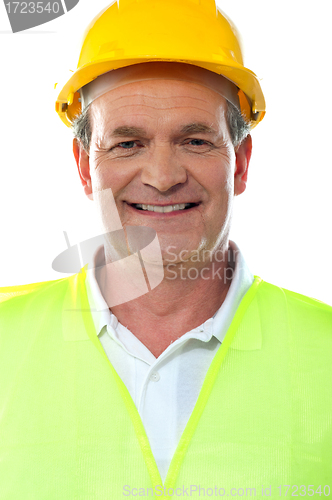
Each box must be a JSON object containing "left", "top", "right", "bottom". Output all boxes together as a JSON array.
[{"left": 0, "top": 271, "right": 331, "bottom": 499}]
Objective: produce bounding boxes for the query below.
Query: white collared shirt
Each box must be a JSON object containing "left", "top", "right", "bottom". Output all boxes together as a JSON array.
[{"left": 85, "top": 241, "right": 254, "bottom": 481}]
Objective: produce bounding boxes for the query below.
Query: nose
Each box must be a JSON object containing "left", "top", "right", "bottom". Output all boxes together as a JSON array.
[{"left": 140, "top": 144, "right": 187, "bottom": 192}]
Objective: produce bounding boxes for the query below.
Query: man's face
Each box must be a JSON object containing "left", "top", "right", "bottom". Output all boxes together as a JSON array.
[{"left": 75, "top": 70, "right": 251, "bottom": 265}]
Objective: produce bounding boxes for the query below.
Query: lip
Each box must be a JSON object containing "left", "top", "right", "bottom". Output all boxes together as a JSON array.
[
  {"left": 126, "top": 201, "right": 201, "bottom": 206},
  {"left": 125, "top": 201, "right": 201, "bottom": 217}
]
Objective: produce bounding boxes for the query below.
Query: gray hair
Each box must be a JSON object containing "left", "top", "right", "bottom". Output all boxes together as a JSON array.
[
  {"left": 72, "top": 99, "right": 250, "bottom": 152},
  {"left": 226, "top": 101, "right": 251, "bottom": 147}
]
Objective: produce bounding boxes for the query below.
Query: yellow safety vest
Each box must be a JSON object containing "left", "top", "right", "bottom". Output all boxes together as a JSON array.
[{"left": 0, "top": 271, "right": 331, "bottom": 499}]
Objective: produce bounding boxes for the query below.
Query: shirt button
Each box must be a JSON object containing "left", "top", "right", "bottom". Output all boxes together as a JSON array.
[{"left": 149, "top": 371, "right": 160, "bottom": 382}]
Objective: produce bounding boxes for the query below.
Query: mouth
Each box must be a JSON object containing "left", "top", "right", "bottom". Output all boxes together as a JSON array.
[{"left": 128, "top": 202, "right": 200, "bottom": 214}]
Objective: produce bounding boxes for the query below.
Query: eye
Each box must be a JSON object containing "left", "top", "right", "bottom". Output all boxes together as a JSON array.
[
  {"left": 117, "top": 141, "right": 137, "bottom": 149},
  {"left": 109, "top": 140, "right": 144, "bottom": 157},
  {"left": 182, "top": 138, "right": 214, "bottom": 153},
  {"left": 188, "top": 139, "right": 208, "bottom": 146}
]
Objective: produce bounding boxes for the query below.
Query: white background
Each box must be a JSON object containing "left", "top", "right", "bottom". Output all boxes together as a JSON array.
[{"left": 0, "top": 0, "right": 331, "bottom": 305}]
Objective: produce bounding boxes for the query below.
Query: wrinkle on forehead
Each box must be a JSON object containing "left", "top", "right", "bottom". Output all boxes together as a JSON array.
[
  {"left": 104, "top": 92, "right": 210, "bottom": 102},
  {"left": 90, "top": 80, "right": 228, "bottom": 118},
  {"left": 89, "top": 80, "right": 229, "bottom": 143},
  {"left": 91, "top": 79, "right": 227, "bottom": 108},
  {"left": 80, "top": 61, "right": 240, "bottom": 112}
]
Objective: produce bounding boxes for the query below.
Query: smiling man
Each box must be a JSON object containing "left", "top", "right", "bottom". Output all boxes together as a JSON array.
[
  {"left": 73, "top": 62, "right": 252, "bottom": 358},
  {"left": 0, "top": 0, "right": 332, "bottom": 498}
]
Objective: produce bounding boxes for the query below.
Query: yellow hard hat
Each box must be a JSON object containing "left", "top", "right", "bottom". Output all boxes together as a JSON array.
[{"left": 55, "top": 0, "right": 266, "bottom": 128}]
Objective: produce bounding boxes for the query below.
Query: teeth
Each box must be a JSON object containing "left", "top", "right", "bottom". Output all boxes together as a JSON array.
[
  {"left": 163, "top": 205, "right": 174, "bottom": 213},
  {"left": 133, "top": 203, "right": 194, "bottom": 213}
]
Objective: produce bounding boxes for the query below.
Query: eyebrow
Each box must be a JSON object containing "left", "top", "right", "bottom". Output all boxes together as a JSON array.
[
  {"left": 179, "top": 123, "right": 217, "bottom": 135},
  {"left": 111, "top": 126, "right": 146, "bottom": 137},
  {"left": 110, "top": 123, "right": 217, "bottom": 138}
]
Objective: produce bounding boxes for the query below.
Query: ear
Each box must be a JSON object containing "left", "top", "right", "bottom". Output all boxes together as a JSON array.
[
  {"left": 73, "top": 139, "right": 93, "bottom": 200},
  {"left": 234, "top": 134, "right": 252, "bottom": 196}
]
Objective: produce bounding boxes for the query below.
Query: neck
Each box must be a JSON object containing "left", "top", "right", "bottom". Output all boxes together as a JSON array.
[{"left": 98, "top": 244, "right": 234, "bottom": 357}]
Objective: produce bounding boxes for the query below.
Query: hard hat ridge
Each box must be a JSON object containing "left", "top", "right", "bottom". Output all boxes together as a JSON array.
[{"left": 118, "top": 0, "right": 217, "bottom": 15}]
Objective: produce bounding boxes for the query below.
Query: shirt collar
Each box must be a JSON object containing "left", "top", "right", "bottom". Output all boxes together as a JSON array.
[
  {"left": 212, "top": 240, "right": 254, "bottom": 343},
  {"left": 84, "top": 245, "right": 116, "bottom": 334},
  {"left": 85, "top": 240, "right": 254, "bottom": 344}
]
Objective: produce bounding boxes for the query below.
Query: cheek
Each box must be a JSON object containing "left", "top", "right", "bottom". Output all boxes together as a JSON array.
[
  {"left": 211, "top": 177, "right": 234, "bottom": 213},
  {"left": 184, "top": 144, "right": 235, "bottom": 182},
  {"left": 199, "top": 161, "right": 234, "bottom": 201},
  {"left": 212, "top": 155, "right": 236, "bottom": 202},
  {"left": 90, "top": 156, "right": 136, "bottom": 196}
]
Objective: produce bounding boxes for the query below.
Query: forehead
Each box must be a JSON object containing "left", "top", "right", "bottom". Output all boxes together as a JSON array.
[{"left": 89, "top": 79, "right": 228, "bottom": 133}]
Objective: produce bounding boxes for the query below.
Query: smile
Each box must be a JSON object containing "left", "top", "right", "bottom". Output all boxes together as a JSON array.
[{"left": 132, "top": 203, "right": 197, "bottom": 213}]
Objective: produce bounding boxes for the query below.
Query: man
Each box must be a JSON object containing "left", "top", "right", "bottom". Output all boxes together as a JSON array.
[{"left": 1, "top": 0, "right": 331, "bottom": 498}]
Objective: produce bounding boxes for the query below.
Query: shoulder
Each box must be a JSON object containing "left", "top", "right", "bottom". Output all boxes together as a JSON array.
[
  {"left": 0, "top": 271, "right": 86, "bottom": 316},
  {"left": 258, "top": 278, "right": 331, "bottom": 309},
  {"left": 0, "top": 280, "right": 55, "bottom": 304},
  {"left": 256, "top": 278, "right": 332, "bottom": 333},
  {"left": 0, "top": 271, "right": 90, "bottom": 352},
  {"left": 0, "top": 277, "right": 67, "bottom": 305}
]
